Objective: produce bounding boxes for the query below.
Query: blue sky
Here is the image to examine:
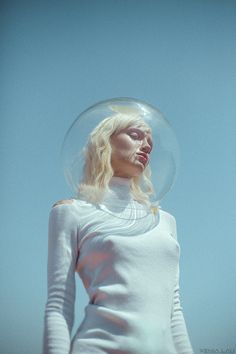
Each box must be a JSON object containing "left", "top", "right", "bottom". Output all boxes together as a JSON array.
[{"left": 1, "top": 1, "right": 236, "bottom": 353}]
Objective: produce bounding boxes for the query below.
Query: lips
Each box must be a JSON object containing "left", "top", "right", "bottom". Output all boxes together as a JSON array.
[{"left": 137, "top": 152, "right": 149, "bottom": 165}]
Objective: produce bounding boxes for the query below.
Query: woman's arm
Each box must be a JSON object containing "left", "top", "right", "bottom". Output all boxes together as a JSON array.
[
  {"left": 170, "top": 216, "right": 194, "bottom": 354},
  {"left": 43, "top": 201, "right": 79, "bottom": 354}
]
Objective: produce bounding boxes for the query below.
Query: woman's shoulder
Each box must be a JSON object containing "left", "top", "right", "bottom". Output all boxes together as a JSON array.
[
  {"left": 49, "top": 198, "right": 78, "bottom": 219},
  {"left": 50, "top": 198, "right": 95, "bottom": 219},
  {"left": 52, "top": 199, "right": 74, "bottom": 208},
  {"left": 49, "top": 198, "right": 98, "bottom": 231},
  {"left": 159, "top": 207, "right": 176, "bottom": 220},
  {"left": 159, "top": 207, "right": 177, "bottom": 230},
  {"left": 51, "top": 197, "right": 89, "bottom": 208},
  {"left": 49, "top": 198, "right": 90, "bottom": 227}
]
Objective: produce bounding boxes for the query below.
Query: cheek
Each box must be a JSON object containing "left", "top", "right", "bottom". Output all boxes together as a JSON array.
[{"left": 111, "top": 135, "right": 137, "bottom": 154}]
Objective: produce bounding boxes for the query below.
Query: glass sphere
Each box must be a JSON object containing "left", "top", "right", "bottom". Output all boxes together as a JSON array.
[{"left": 61, "top": 97, "right": 180, "bottom": 206}]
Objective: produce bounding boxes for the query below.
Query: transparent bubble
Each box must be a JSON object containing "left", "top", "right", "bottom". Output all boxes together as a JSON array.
[{"left": 61, "top": 97, "right": 180, "bottom": 212}]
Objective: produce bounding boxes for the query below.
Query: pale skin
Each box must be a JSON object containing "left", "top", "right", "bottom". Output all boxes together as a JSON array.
[
  {"left": 53, "top": 124, "right": 153, "bottom": 207},
  {"left": 110, "top": 124, "right": 153, "bottom": 178}
]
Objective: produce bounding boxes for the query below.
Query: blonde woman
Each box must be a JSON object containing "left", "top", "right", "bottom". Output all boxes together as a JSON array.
[{"left": 43, "top": 106, "right": 194, "bottom": 354}]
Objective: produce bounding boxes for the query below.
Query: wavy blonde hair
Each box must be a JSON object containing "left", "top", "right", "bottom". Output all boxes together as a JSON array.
[{"left": 78, "top": 113, "right": 157, "bottom": 210}]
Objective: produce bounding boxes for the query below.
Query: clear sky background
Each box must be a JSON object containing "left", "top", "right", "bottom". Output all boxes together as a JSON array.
[{"left": 1, "top": 1, "right": 236, "bottom": 353}]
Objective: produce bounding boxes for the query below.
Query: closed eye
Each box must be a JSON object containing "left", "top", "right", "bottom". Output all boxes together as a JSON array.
[
  {"left": 127, "top": 128, "right": 144, "bottom": 140},
  {"left": 128, "top": 132, "right": 142, "bottom": 139}
]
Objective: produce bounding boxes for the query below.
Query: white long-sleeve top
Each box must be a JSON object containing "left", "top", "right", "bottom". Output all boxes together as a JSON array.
[{"left": 43, "top": 176, "right": 194, "bottom": 354}]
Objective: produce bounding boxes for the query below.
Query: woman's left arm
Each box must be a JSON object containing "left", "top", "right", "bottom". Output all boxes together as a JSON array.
[{"left": 170, "top": 216, "right": 194, "bottom": 354}]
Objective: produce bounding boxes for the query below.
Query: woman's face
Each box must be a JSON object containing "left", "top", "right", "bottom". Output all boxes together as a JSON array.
[{"left": 110, "top": 124, "right": 153, "bottom": 178}]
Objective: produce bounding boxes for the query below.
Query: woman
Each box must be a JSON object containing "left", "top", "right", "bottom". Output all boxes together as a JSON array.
[{"left": 43, "top": 108, "right": 194, "bottom": 354}]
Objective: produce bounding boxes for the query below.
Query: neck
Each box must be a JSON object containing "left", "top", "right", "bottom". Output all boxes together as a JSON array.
[
  {"left": 100, "top": 176, "right": 132, "bottom": 206},
  {"left": 98, "top": 175, "right": 154, "bottom": 220},
  {"left": 109, "top": 176, "right": 132, "bottom": 188}
]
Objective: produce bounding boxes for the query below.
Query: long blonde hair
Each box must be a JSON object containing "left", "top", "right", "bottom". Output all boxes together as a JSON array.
[{"left": 78, "top": 113, "right": 156, "bottom": 208}]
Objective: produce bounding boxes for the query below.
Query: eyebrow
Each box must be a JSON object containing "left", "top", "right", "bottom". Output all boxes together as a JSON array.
[{"left": 128, "top": 126, "right": 152, "bottom": 134}]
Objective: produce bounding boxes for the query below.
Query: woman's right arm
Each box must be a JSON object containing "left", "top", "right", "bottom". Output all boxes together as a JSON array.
[{"left": 43, "top": 201, "right": 79, "bottom": 354}]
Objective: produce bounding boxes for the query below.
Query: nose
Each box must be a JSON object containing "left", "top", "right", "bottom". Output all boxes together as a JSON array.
[{"left": 141, "top": 139, "right": 152, "bottom": 154}]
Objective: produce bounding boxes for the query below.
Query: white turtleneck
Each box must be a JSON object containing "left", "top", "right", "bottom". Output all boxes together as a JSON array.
[{"left": 43, "top": 177, "right": 194, "bottom": 354}]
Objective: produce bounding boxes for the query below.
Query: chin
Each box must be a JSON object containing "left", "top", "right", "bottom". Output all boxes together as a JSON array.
[
  {"left": 129, "top": 167, "right": 145, "bottom": 178},
  {"left": 114, "top": 161, "right": 146, "bottom": 178}
]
